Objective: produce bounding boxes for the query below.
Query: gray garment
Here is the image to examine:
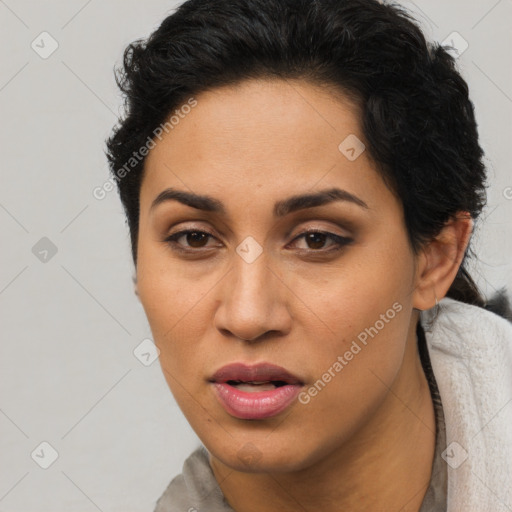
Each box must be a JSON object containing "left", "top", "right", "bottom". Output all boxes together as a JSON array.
[
  {"left": 154, "top": 326, "right": 447, "bottom": 512},
  {"left": 154, "top": 445, "right": 236, "bottom": 512}
]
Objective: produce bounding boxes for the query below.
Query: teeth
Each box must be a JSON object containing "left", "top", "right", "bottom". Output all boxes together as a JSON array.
[{"left": 233, "top": 382, "right": 277, "bottom": 392}]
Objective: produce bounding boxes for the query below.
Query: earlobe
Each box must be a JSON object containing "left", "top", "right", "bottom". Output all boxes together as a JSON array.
[{"left": 412, "top": 212, "right": 473, "bottom": 311}]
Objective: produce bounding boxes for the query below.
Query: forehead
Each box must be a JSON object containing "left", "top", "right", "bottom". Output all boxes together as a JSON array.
[{"left": 140, "top": 78, "right": 391, "bottom": 213}]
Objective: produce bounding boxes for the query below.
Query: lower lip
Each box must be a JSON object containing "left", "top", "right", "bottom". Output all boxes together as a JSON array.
[{"left": 211, "top": 383, "right": 302, "bottom": 420}]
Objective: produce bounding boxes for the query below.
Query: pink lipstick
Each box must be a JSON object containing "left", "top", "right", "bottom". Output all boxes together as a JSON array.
[{"left": 209, "top": 363, "right": 303, "bottom": 420}]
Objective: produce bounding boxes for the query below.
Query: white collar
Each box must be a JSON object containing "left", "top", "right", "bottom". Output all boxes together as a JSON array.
[{"left": 421, "top": 297, "right": 512, "bottom": 511}]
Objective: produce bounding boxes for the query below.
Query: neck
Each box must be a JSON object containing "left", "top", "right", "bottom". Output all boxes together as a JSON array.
[{"left": 209, "top": 318, "right": 437, "bottom": 512}]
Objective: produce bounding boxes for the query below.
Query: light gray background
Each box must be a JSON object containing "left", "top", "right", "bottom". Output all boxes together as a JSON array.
[{"left": 1, "top": 1, "right": 511, "bottom": 511}]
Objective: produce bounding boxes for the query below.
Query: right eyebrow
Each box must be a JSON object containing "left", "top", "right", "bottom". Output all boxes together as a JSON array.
[{"left": 150, "top": 188, "right": 225, "bottom": 214}]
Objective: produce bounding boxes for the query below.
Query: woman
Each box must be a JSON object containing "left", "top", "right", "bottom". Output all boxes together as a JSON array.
[{"left": 105, "top": 0, "right": 512, "bottom": 510}]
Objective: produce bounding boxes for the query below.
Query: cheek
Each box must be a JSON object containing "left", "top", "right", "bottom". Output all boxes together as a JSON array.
[
  {"left": 301, "top": 282, "right": 410, "bottom": 392},
  {"left": 137, "top": 266, "right": 212, "bottom": 417},
  {"left": 296, "top": 235, "right": 415, "bottom": 395},
  {"left": 138, "top": 273, "right": 209, "bottom": 355},
  {"left": 298, "top": 233, "right": 413, "bottom": 337},
  {"left": 137, "top": 236, "right": 214, "bottom": 330},
  {"left": 294, "top": 287, "right": 411, "bottom": 451},
  {"left": 136, "top": 252, "right": 201, "bottom": 365}
]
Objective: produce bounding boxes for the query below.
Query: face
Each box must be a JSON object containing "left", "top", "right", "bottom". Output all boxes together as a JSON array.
[{"left": 137, "top": 78, "right": 419, "bottom": 473}]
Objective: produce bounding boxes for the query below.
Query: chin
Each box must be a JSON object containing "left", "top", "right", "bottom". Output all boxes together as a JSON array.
[{"left": 204, "top": 432, "right": 324, "bottom": 474}]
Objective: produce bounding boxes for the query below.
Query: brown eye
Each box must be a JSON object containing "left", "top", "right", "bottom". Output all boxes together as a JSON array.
[
  {"left": 304, "top": 232, "right": 329, "bottom": 250},
  {"left": 164, "top": 229, "right": 217, "bottom": 250},
  {"left": 184, "top": 231, "right": 210, "bottom": 248},
  {"left": 290, "top": 230, "right": 352, "bottom": 252}
]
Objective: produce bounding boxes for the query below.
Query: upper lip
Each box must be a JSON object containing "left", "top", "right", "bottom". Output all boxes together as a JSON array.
[{"left": 209, "top": 362, "right": 303, "bottom": 385}]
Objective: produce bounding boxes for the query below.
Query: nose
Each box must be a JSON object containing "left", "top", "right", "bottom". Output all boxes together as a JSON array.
[{"left": 213, "top": 249, "right": 293, "bottom": 343}]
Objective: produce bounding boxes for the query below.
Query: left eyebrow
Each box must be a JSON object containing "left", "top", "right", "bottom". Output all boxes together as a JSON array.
[
  {"left": 273, "top": 187, "right": 369, "bottom": 216},
  {"left": 149, "top": 186, "right": 369, "bottom": 216}
]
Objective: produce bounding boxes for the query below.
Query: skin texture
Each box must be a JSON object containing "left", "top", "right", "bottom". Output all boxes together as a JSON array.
[{"left": 136, "top": 78, "right": 473, "bottom": 512}]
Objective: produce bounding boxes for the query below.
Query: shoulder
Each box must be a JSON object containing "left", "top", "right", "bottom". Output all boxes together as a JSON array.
[{"left": 421, "top": 296, "right": 512, "bottom": 363}]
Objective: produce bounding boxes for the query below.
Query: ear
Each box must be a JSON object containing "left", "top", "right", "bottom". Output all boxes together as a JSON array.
[{"left": 412, "top": 212, "right": 474, "bottom": 310}]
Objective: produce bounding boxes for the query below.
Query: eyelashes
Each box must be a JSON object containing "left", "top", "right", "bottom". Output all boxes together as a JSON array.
[{"left": 163, "top": 229, "right": 353, "bottom": 255}]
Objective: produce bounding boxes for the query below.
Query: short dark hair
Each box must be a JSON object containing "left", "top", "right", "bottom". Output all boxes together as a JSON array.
[{"left": 105, "top": 0, "right": 496, "bottom": 309}]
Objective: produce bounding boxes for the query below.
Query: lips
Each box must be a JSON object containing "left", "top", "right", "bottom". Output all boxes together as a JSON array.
[
  {"left": 209, "top": 363, "right": 303, "bottom": 420},
  {"left": 210, "top": 362, "right": 302, "bottom": 386}
]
